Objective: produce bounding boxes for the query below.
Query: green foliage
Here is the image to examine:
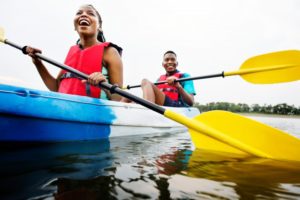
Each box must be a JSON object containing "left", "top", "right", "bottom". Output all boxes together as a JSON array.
[{"left": 193, "top": 102, "right": 300, "bottom": 115}]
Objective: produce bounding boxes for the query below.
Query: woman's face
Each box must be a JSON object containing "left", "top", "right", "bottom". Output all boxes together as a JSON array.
[{"left": 74, "top": 5, "right": 100, "bottom": 38}]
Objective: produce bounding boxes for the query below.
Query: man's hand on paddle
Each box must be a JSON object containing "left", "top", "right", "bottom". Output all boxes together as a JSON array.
[{"left": 166, "top": 76, "right": 181, "bottom": 88}]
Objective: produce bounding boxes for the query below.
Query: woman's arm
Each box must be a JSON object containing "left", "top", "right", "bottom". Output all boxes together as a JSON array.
[
  {"left": 103, "top": 46, "right": 123, "bottom": 101},
  {"left": 26, "top": 46, "right": 59, "bottom": 91}
]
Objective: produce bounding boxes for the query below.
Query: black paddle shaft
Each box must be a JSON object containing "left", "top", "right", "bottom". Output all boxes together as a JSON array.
[
  {"left": 4, "top": 39, "right": 166, "bottom": 114},
  {"left": 126, "top": 72, "right": 225, "bottom": 89}
]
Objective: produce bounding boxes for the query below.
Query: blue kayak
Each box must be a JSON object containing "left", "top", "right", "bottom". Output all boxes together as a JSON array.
[{"left": 0, "top": 84, "right": 199, "bottom": 142}]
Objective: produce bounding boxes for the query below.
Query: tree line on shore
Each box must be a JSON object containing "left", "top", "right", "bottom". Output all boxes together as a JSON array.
[{"left": 194, "top": 102, "right": 300, "bottom": 115}]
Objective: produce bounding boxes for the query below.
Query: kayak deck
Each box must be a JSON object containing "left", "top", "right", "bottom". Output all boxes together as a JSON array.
[{"left": 0, "top": 84, "right": 200, "bottom": 141}]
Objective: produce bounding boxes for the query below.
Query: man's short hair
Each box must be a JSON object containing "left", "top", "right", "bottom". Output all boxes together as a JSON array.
[{"left": 163, "top": 50, "right": 177, "bottom": 57}]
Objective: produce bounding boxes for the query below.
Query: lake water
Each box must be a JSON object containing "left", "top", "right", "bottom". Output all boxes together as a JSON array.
[{"left": 1, "top": 115, "right": 300, "bottom": 199}]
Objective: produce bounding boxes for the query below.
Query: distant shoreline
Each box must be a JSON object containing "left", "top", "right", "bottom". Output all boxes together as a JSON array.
[
  {"left": 241, "top": 112, "right": 300, "bottom": 119},
  {"left": 194, "top": 102, "right": 300, "bottom": 117}
]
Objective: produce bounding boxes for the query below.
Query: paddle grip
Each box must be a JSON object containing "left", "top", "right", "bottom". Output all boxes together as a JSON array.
[{"left": 21, "top": 46, "right": 28, "bottom": 55}]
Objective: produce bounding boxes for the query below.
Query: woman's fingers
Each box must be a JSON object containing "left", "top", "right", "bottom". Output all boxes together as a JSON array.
[
  {"left": 25, "top": 46, "right": 43, "bottom": 64},
  {"left": 26, "top": 46, "right": 42, "bottom": 57},
  {"left": 87, "top": 72, "right": 107, "bottom": 85}
]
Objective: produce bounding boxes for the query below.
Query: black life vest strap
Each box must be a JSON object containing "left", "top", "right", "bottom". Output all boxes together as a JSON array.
[
  {"left": 160, "top": 88, "right": 179, "bottom": 93},
  {"left": 60, "top": 72, "right": 91, "bottom": 97}
]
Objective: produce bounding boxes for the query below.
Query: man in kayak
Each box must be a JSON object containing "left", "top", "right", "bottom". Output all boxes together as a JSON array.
[
  {"left": 141, "top": 51, "right": 196, "bottom": 107},
  {"left": 25, "top": 4, "right": 123, "bottom": 101}
]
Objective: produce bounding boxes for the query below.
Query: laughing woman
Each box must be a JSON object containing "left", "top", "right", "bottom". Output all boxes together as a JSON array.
[{"left": 25, "top": 4, "right": 123, "bottom": 101}]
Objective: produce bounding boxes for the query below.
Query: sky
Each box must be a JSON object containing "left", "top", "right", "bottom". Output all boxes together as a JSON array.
[{"left": 0, "top": 0, "right": 299, "bottom": 106}]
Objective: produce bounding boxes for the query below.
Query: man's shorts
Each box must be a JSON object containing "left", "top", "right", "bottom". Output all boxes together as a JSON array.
[{"left": 163, "top": 96, "right": 185, "bottom": 107}]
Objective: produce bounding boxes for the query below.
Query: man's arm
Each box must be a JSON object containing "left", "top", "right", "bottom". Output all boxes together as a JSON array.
[{"left": 177, "top": 85, "right": 194, "bottom": 106}]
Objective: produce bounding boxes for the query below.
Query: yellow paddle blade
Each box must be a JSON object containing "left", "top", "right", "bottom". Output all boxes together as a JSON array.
[
  {"left": 189, "top": 110, "right": 300, "bottom": 162},
  {"left": 0, "top": 27, "right": 5, "bottom": 43},
  {"left": 165, "top": 109, "right": 272, "bottom": 158},
  {"left": 227, "top": 50, "right": 300, "bottom": 84}
]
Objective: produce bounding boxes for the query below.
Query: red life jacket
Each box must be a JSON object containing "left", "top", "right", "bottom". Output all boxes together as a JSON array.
[
  {"left": 157, "top": 72, "right": 183, "bottom": 101},
  {"left": 58, "top": 42, "right": 110, "bottom": 98}
]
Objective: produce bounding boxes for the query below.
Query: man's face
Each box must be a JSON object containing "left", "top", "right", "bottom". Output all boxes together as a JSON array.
[{"left": 162, "top": 53, "right": 178, "bottom": 73}]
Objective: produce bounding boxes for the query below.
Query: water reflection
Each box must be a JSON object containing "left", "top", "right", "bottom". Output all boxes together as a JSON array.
[
  {"left": 1, "top": 129, "right": 300, "bottom": 199},
  {"left": 52, "top": 133, "right": 193, "bottom": 199},
  {"left": 159, "top": 148, "right": 300, "bottom": 199},
  {"left": 0, "top": 140, "right": 112, "bottom": 200}
]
